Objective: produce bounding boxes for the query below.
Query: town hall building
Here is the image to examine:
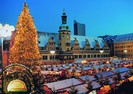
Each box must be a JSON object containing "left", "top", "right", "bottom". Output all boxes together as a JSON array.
[{"left": 38, "top": 11, "right": 110, "bottom": 61}]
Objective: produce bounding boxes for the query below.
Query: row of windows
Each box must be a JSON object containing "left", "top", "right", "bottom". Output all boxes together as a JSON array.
[
  {"left": 115, "top": 46, "right": 133, "bottom": 49},
  {"left": 45, "top": 42, "right": 108, "bottom": 50},
  {"left": 48, "top": 42, "right": 55, "bottom": 45},
  {"left": 39, "top": 47, "right": 55, "bottom": 50},
  {"left": 84, "top": 48, "right": 90, "bottom": 50},
  {"left": 127, "top": 54, "right": 133, "bottom": 57},
  {"left": 42, "top": 55, "right": 59, "bottom": 60},
  {"left": 42, "top": 54, "right": 109, "bottom": 60},
  {"left": 115, "top": 42, "right": 133, "bottom": 45},
  {"left": 46, "top": 47, "right": 55, "bottom": 50},
  {"left": 85, "top": 44, "right": 90, "bottom": 46},
  {"left": 73, "top": 48, "right": 80, "bottom": 50},
  {"left": 59, "top": 31, "right": 70, "bottom": 34},
  {"left": 115, "top": 49, "right": 133, "bottom": 53},
  {"left": 115, "top": 54, "right": 133, "bottom": 57},
  {"left": 40, "top": 47, "right": 109, "bottom": 52}
]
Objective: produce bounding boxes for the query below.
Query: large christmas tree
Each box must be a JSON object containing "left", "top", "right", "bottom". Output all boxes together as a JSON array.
[
  {"left": 9, "top": 2, "right": 41, "bottom": 67},
  {"left": 8, "top": 3, "right": 44, "bottom": 93}
]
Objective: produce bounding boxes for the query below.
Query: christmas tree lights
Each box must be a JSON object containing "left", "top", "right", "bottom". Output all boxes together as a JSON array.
[{"left": 9, "top": 2, "right": 41, "bottom": 68}]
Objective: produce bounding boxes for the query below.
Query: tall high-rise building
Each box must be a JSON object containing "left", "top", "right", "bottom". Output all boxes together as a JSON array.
[{"left": 74, "top": 20, "right": 86, "bottom": 36}]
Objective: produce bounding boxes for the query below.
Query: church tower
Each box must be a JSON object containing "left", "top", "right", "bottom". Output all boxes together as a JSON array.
[{"left": 58, "top": 11, "right": 71, "bottom": 51}]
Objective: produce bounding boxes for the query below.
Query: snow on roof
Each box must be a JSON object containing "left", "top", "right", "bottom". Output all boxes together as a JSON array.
[
  {"left": 112, "top": 67, "right": 130, "bottom": 73},
  {"left": 109, "top": 60, "right": 122, "bottom": 63},
  {"left": 93, "top": 64, "right": 104, "bottom": 69},
  {"left": 96, "top": 71, "right": 115, "bottom": 78},
  {"left": 37, "top": 32, "right": 104, "bottom": 48},
  {"left": 91, "top": 81, "right": 101, "bottom": 89},
  {"left": 108, "top": 77, "right": 115, "bottom": 84},
  {"left": 83, "top": 67, "right": 92, "bottom": 71},
  {"left": 45, "top": 78, "right": 83, "bottom": 91},
  {"left": 71, "top": 35, "right": 104, "bottom": 48},
  {"left": 74, "top": 59, "right": 87, "bottom": 64},
  {"left": 114, "top": 33, "right": 133, "bottom": 43},
  {"left": 79, "top": 75, "right": 96, "bottom": 82},
  {"left": 38, "top": 32, "right": 59, "bottom": 47},
  {"left": 120, "top": 72, "right": 129, "bottom": 80},
  {"left": 38, "top": 35, "right": 49, "bottom": 47},
  {"left": 65, "top": 84, "right": 88, "bottom": 94}
]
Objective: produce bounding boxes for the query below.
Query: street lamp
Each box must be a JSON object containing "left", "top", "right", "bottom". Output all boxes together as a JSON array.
[
  {"left": 0, "top": 23, "right": 15, "bottom": 93},
  {"left": 50, "top": 50, "right": 55, "bottom": 60},
  {"left": 100, "top": 50, "right": 104, "bottom": 58},
  {"left": 124, "top": 49, "right": 127, "bottom": 60}
]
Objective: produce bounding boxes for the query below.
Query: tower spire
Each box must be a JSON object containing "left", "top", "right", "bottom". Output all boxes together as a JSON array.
[
  {"left": 59, "top": 10, "right": 69, "bottom": 30},
  {"left": 58, "top": 10, "right": 71, "bottom": 51},
  {"left": 62, "top": 9, "right": 67, "bottom": 24}
]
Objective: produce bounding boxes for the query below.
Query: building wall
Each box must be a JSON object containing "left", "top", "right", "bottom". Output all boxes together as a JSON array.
[
  {"left": 40, "top": 50, "right": 110, "bottom": 61},
  {"left": 3, "top": 51, "right": 9, "bottom": 67},
  {"left": 99, "top": 35, "right": 117, "bottom": 57},
  {"left": 114, "top": 41, "right": 133, "bottom": 59}
]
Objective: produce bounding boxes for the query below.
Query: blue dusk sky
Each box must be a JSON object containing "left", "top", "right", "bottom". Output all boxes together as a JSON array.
[{"left": 0, "top": 0, "right": 133, "bottom": 37}]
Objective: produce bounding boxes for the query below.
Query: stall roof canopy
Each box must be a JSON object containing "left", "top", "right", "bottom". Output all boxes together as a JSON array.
[
  {"left": 96, "top": 71, "right": 115, "bottom": 78},
  {"left": 112, "top": 67, "right": 130, "bottom": 73},
  {"left": 79, "top": 75, "right": 96, "bottom": 82},
  {"left": 91, "top": 81, "right": 101, "bottom": 89},
  {"left": 45, "top": 78, "right": 83, "bottom": 91},
  {"left": 65, "top": 84, "right": 88, "bottom": 94}
]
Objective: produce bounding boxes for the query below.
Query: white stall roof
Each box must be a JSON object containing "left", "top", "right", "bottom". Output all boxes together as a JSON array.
[
  {"left": 112, "top": 67, "right": 130, "bottom": 73},
  {"left": 79, "top": 75, "right": 96, "bottom": 82},
  {"left": 96, "top": 71, "right": 115, "bottom": 78},
  {"left": 91, "top": 81, "right": 101, "bottom": 89},
  {"left": 75, "top": 59, "right": 87, "bottom": 64},
  {"left": 66, "top": 84, "right": 88, "bottom": 94},
  {"left": 45, "top": 78, "right": 83, "bottom": 91}
]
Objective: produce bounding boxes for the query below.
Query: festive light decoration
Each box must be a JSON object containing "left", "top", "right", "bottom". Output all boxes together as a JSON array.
[
  {"left": 7, "top": 2, "right": 45, "bottom": 93},
  {"left": 9, "top": 2, "right": 41, "bottom": 67},
  {"left": 7, "top": 79, "right": 27, "bottom": 92},
  {"left": 0, "top": 23, "right": 15, "bottom": 38}
]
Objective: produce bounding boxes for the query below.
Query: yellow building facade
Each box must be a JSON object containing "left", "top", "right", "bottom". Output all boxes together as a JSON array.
[{"left": 114, "top": 34, "right": 133, "bottom": 59}]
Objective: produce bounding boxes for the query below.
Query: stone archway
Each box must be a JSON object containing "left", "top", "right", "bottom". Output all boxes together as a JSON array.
[{"left": 3, "top": 63, "right": 35, "bottom": 93}]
